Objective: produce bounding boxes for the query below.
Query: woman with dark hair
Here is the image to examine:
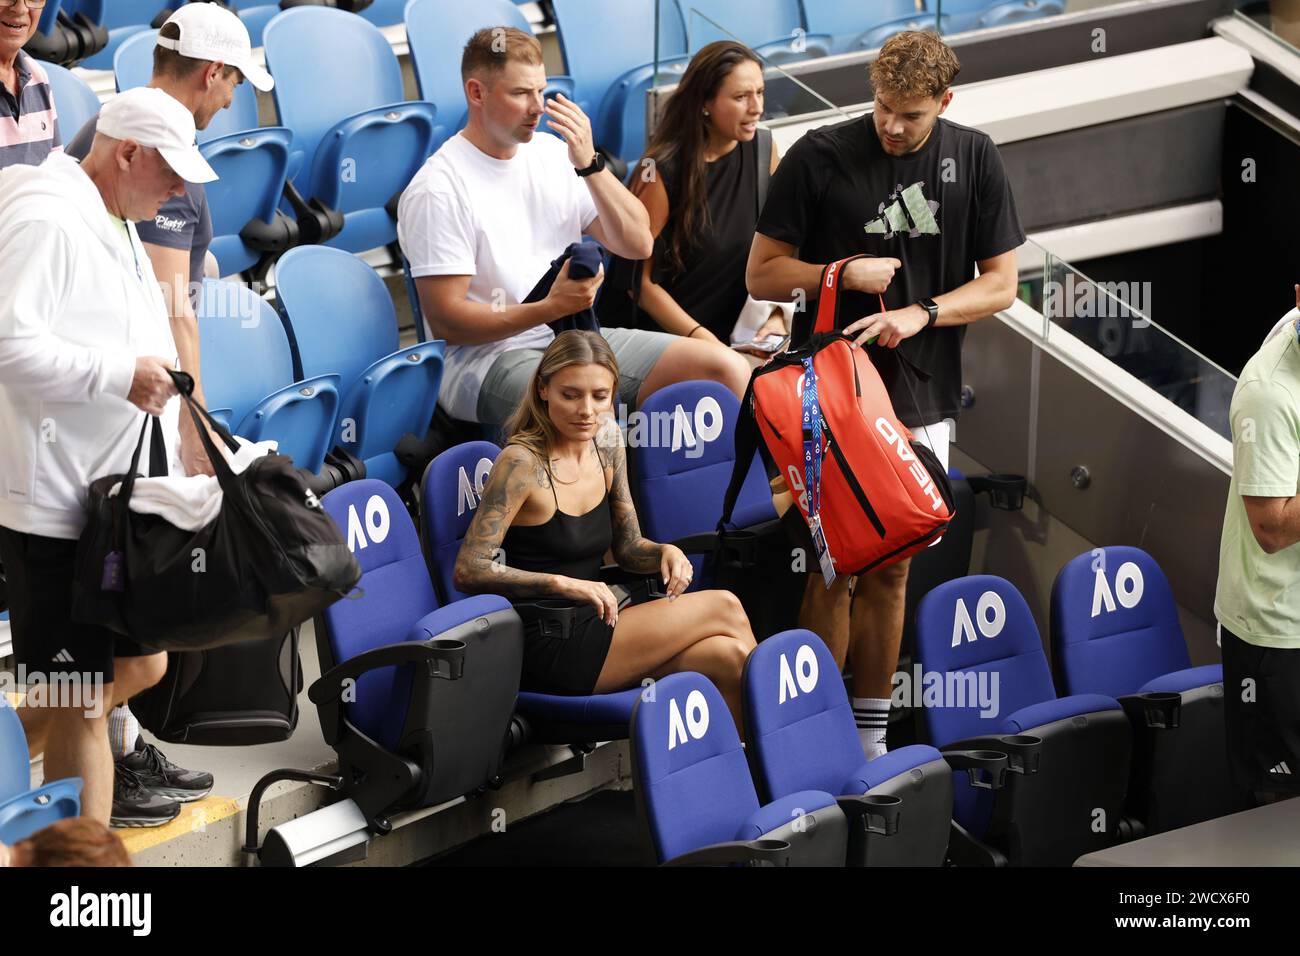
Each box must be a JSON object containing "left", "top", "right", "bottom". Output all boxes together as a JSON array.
[
  {"left": 601, "top": 41, "right": 790, "bottom": 355},
  {"left": 454, "top": 331, "right": 757, "bottom": 727}
]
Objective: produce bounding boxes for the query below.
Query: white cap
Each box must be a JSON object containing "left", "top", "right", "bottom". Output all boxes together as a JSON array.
[
  {"left": 157, "top": 3, "right": 274, "bottom": 93},
  {"left": 99, "top": 87, "right": 218, "bottom": 184}
]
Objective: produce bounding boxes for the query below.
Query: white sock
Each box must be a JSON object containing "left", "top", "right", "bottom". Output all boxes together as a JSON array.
[
  {"left": 852, "top": 697, "right": 890, "bottom": 760},
  {"left": 107, "top": 705, "right": 141, "bottom": 760}
]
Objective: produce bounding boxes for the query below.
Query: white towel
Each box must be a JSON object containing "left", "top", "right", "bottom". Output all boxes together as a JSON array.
[{"left": 107, "top": 436, "right": 279, "bottom": 531}]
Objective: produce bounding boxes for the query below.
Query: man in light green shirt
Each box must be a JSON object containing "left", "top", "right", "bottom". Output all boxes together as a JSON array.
[{"left": 1214, "top": 284, "right": 1300, "bottom": 799}]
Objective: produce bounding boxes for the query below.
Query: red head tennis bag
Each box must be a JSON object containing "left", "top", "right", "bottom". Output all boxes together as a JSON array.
[{"left": 720, "top": 255, "right": 954, "bottom": 579}]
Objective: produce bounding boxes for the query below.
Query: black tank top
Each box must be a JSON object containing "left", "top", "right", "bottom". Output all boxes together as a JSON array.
[
  {"left": 656, "top": 136, "right": 761, "bottom": 340},
  {"left": 501, "top": 443, "right": 612, "bottom": 583}
]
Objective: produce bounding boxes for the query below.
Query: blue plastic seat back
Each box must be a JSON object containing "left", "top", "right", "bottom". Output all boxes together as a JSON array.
[
  {"left": 634, "top": 380, "right": 776, "bottom": 543},
  {"left": 420, "top": 441, "right": 501, "bottom": 605},
  {"left": 914, "top": 575, "right": 1058, "bottom": 749},
  {"left": 940, "top": 0, "right": 1063, "bottom": 32},
  {"left": 1050, "top": 546, "right": 1192, "bottom": 699},
  {"left": 321, "top": 480, "right": 440, "bottom": 749},
  {"left": 69, "top": 0, "right": 181, "bottom": 69},
  {"left": 631, "top": 672, "right": 761, "bottom": 863},
  {"left": 743, "top": 629, "right": 865, "bottom": 800},
  {"left": 43, "top": 62, "right": 101, "bottom": 143},
  {"left": 405, "top": 0, "right": 533, "bottom": 145},
  {"left": 357, "top": 0, "right": 408, "bottom": 27},
  {"left": 111, "top": 27, "right": 155, "bottom": 92},
  {"left": 275, "top": 245, "right": 399, "bottom": 393},
  {"left": 276, "top": 245, "right": 443, "bottom": 482},
  {"left": 0, "top": 696, "right": 30, "bottom": 802},
  {"left": 196, "top": 278, "right": 293, "bottom": 427},
  {"left": 551, "top": 0, "right": 686, "bottom": 123},
  {"left": 196, "top": 277, "right": 338, "bottom": 471},
  {"left": 801, "top": 0, "right": 924, "bottom": 53},
  {"left": 200, "top": 126, "right": 293, "bottom": 275},
  {"left": 235, "top": 4, "right": 278, "bottom": 47},
  {"left": 675, "top": 0, "right": 801, "bottom": 52},
  {"left": 264, "top": 7, "right": 406, "bottom": 174}
]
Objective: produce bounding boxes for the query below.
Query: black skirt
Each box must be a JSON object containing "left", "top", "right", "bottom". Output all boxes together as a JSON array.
[{"left": 518, "top": 602, "right": 616, "bottom": 697}]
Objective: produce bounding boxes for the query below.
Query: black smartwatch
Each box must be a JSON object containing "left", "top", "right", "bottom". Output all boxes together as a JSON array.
[
  {"left": 575, "top": 152, "right": 606, "bottom": 177},
  {"left": 918, "top": 298, "right": 939, "bottom": 328}
]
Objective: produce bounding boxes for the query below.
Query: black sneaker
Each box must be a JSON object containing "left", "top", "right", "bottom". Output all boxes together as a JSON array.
[
  {"left": 118, "top": 739, "right": 214, "bottom": 803},
  {"left": 111, "top": 764, "right": 181, "bottom": 828}
]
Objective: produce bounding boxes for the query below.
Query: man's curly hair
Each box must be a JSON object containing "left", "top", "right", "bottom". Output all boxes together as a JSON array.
[{"left": 869, "top": 31, "right": 961, "bottom": 101}]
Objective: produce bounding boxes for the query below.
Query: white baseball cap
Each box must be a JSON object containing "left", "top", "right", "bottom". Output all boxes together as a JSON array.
[
  {"left": 157, "top": 3, "right": 274, "bottom": 93},
  {"left": 99, "top": 87, "right": 218, "bottom": 184}
]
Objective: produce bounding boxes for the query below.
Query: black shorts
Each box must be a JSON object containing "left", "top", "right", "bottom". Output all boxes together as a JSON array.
[
  {"left": 1221, "top": 625, "right": 1300, "bottom": 793},
  {"left": 0, "top": 526, "right": 154, "bottom": 686},
  {"left": 518, "top": 603, "right": 615, "bottom": 697}
]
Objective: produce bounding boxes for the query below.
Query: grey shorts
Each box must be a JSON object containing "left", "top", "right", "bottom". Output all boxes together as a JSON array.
[{"left": 476, "top": 327, "right": 676, "bottom": 426}]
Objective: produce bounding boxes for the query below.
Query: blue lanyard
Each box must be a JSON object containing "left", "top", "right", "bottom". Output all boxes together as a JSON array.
[{"left": 801, "top": 357, "right": 822, "bottom": 521}]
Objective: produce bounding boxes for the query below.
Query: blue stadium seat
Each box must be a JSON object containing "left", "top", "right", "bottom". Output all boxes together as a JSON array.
[
  {"left": 0, "top": 696, "right": 82, "bottom": 844},
  {"left": 632, "top": 380, "right": 801, "bottom": 636},
  {"left": 263, "top": 6, "right": 438, "bottom": 253},
  {"left": 69, "top": 0, "right": 182, "bottom": 70},
  {"left": 201, "top": 126, "right": 297, "bottom": 276},
  {"left": 802, "top": 0, "right": 945, "bottom": 53},
  {"left": 939, "top": 0, "right": 1064, "bottom": 34},
  {"left": 219, "top": 0, "right": 277, "bottom": 47},
  {"left": 419, "top": 440, "right": 500, "bottom": 605},
  {"left": 631, "top": 671, "right": 848, "bottom": 865},
  {"left": 274, "top": 245, "right": 445, "bottom": 487},
  {"left": 1051, "top": 547, "right": 1252, "bottom": 834},
  {"left": 405, "top": 0, "right": 575, "bottom": 153},
  {"left": 195, "top": 278, "right": 340, "bottom": 474},
  {"left": 551, "top": 0, "right": 690, "bottom": 164},
  {"left": 743, "top": 629, "right": 995, "bottom": 866},
  {"left": 300, "top": 480, "right": 523, "bottom": 829},
  {"left": 675, "top": 0, "right": 829, "bottom": 60},
  {"left": 915, "top": 575, "right": 1134, "bottom": 866},
  {"left": 356, "top": 0, "right": 407, "bottom": 27},
  {"left": 42, "top": 61, "right": 101, "bottom": 142}
]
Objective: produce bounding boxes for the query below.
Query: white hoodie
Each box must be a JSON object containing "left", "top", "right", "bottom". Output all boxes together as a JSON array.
[{"left": 0, "top": 152, "right": 180, "bottom": 540}]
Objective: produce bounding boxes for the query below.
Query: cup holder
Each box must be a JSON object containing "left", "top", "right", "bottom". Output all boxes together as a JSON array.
[{"left": 969, "top": 473, "right": 1027, "bottom": 511}]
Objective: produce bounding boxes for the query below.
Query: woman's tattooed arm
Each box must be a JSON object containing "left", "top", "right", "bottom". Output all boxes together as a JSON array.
[{"left": 453, "top": 445, "right": 565, "bottom": 599}]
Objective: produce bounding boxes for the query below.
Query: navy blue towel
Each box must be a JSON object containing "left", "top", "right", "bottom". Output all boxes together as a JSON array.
[{"left": 525, "top": 241, "right": 606, "bottom": 335}]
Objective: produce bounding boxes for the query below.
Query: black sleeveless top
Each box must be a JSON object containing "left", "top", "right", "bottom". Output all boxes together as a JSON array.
[
  {"left": 655, "top": 135, "right": 762, "bottom": 340},
  {"left": 597, "top": 136, "right": 762, "bottom": 340},
  {"left": 501, "top": 443, "right": 612, "bottom": 583}
]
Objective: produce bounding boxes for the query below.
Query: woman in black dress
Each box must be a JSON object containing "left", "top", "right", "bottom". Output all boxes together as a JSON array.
[
  {"left": 453, "top": 331, "right": 758, "bottom": 729},
  {"left": 606, "top": 41, "right": 788, "bottom": 357}
]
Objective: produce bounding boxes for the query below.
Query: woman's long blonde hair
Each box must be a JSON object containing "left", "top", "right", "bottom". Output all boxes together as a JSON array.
[{"left": 505, "top": 331, "right": 620, "bottom": 473}]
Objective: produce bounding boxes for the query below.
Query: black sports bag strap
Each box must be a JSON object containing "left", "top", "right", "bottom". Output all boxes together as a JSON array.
[
  {"left": 813, "top": 254, "right": 886, "bottom": 336},
  {"left": 719, "top": 373, "right": 762, "bottom": 531},
  {"left": 755, "top": 127, "right": 772, "bottom": 214}
]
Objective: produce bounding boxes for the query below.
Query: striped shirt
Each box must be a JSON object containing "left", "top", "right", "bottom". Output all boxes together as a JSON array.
[{"left": 0, "top": 50, "right": 61, "bottom": 169}]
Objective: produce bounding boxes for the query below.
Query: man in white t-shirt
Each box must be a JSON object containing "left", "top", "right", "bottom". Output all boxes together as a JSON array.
[{"left": 397, "top": 27, "right": 752, "bottom": 426}]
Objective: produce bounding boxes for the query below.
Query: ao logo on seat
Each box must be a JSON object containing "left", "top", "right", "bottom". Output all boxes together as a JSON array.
[
  {"left": 667, "top": 689, "right": 710, "bottom": 750},
  {"left": 346, "top": 495, "right": 390, "bottom": 552},
  {"left": 1091, "top": 562, "right": 1143, "bottom": 617},
  {"left": 670, "top": 396, "right": 724, "bottom": 454},
  {"left": 952, "top": 591, "right": 1006, "bottom": 647},
  {"left": 778, "top": 644, "right": 819, "bottom": 704},
  {"left": 456, "top": 457, "right": 494, "bottom": 517}
]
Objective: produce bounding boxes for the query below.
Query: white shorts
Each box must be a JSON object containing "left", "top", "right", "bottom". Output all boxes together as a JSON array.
[{"left": 911, "top": 419, "right": 955, "bottom": 547}]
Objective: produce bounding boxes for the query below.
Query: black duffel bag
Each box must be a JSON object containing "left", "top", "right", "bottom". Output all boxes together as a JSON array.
[
  {"left": 131, "top": 627, "right": 304, "bottom": 746},
  {"left": 71, "top": 371, "right": 361, "bottom": 651}
]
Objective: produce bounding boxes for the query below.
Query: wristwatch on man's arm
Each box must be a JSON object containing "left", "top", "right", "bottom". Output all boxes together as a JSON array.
[
  {"left": 575, "top": 152, "right": 606, "bottom": 178},
  {"left": 917, "top": 298, "right": 939, "bottom": 328}
]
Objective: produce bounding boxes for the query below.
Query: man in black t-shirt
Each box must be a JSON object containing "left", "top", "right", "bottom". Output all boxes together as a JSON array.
[{"left": 746, "top": 31, "right": 1024, "bottom": 759}]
